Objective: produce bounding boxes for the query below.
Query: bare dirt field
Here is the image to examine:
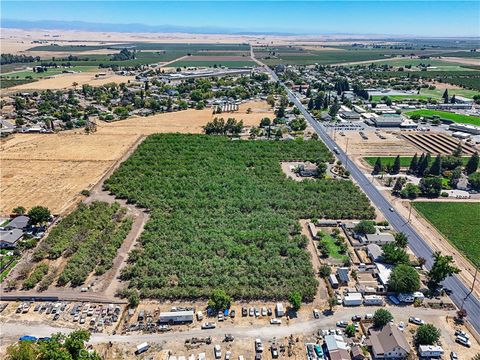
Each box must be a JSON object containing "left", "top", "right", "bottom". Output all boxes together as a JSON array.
[
  {"left": 8, "top": 71, "right": 135, "bottom": 91},
  {"left": 334, "top": 130, "right": 420, "bottom": 156},
  {"left": 439, "top": 56, "right": 480, "bottom": 66},
  {"left": 0, "top": 101, "right": 272, "bottom": 215}
]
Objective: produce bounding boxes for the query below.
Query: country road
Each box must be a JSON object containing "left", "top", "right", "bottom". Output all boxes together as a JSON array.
[
  {"left": 0, "top": 306, "right": 455, "bottom": 344},
  {"left": 251, "top": 47, "right": 480, "bottom": 336}
]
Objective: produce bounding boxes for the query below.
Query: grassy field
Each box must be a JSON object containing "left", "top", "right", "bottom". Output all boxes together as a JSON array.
[
  {"left": 371, "top": 94, "right": 433, "bottom": 102},
  {"left": 1, "top": 66, "right": 97, "bottom": 79},
  {"left": 28, "top": 43, "right": 250, "bottom": 52},
  {"left": 321, "top": 233, "right": 348, "bottom": 261},
  {"left": 420, "top": 88, "right": 480, "bottom": 99},
  {"left": 104, "top": 134, "right": 374, "bottom": 300},
  {"left": 405, "top": 110, "right": 480, "bottom": 126},
  {"left": 170, "top": 59, "right": 256, "bottom": 68},
  {"left": 363, "top": 156, "right": 473, "bottom": 168},
  {"left": 412, "top": 202, "right": 480, "bottom": 265}
]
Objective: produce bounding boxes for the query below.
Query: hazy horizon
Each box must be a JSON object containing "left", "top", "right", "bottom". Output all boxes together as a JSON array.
[{"left": 1, "top": 0, "right": 480, "bottom": 37}]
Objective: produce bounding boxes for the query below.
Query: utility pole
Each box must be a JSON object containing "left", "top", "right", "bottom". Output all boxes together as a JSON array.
[{"left": 408, "top": 203, "right": 412, "bottom": 223}]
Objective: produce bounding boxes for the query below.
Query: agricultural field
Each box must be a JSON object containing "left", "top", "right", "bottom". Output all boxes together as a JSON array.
[
  {"left": 405, "top": 110, "right": 480, "bottom": 126},
  {"left": 363, "top": 156, "right": 474, "bottom": 168},
  {"left": 370, "top": 94, "right": 433, "bottom": 102},
  {"left": 0, "top": 103, "right": 272, "bottom": 215},
  {"left": 412, "top": 202, "right": 480, "bottom": 265},
  {"left": 104, "top": 134, "right": 375, "bottom": 301},
  {"left": 30, "top": 201, "right": 133, "bottom": 288},
  {"left": 255, "top": 46, "right": 462, "bottom": 66},
  {"left": 0, "top": 79, "right": 37, "bottom": 89},
  {"left": 358, "top": 58, "right": 475, "bottom": 70},
  {"left": 1, "top": 66, "right": 97, "bottom": 80},
  {"left": 170, "top": 57, "right": 255, "bottom": 68},
  {"left": 419, "top": 87, "right": 480, "bottom": 99}
]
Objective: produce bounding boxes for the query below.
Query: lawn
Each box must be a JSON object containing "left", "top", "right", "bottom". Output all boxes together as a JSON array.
[
  {"left": 419, "top": 88, "right": 480, "bottom": 99},
  {"left": 104, "top": 134, "right": 375, "bottom": 301},
  {"left": 321, "top": 233, "right": 348, "bottom": 261},
  {"left": 363, "top": 156, "right": 473, "bottom": 168},
  {"left": 412, "top": 202, "right": 480, "bottom": 266},
  {"left": 405, "top": 110, "right": 480, "bottom": 126}
]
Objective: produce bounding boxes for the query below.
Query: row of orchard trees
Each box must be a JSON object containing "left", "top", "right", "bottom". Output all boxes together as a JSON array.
[
  {"left": 105, "top": 134, "right": 375, "bottom": 301},
  {"left": 31, "top": 202, "right": 133, "bottom": 288}
]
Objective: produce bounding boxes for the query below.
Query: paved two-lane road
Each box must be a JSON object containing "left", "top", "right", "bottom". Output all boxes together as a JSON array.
[{"left": 258, "top": 62, "right": 480, "bottom": 335}]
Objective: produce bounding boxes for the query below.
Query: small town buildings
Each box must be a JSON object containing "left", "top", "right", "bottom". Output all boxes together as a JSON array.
[
  {"left": 367, "top": 244, "right": 383, "bottom": 262},
  {"left": 5, "top": 216, "right": 30, "bottom": 230},
  {"left": 449, "top": 123, "right": 480, "bottom": 135},
  {"left": 418, "top": 345, "right": 444, "bottom": 358},
  {"left": 0, "top": 229, "right": 24, "bottom": 248},
  {"left": 370, "top": 115, "right": 403, "bottom": 127},
  {"left": 361, "top": 233, "right": 395, "bottom": 246},
  {"left": 369, "top": 324, "right": 411, "bottom": 359},
  {"left": 375, "top": 262, "right": 394, "bottom": 289},
  {"left": 343, "top": 292, "right": 363, "bottom": 306},
  {"left": 336, "top": 267, "right": 350, "bottom": 285},
  {"left": 308, "top": 222, "right": 318, "bottom": 240},
  {"left": 329, "top": 349, "right": 352, "bottom": 360},
  {"left": 351, "top": 345, "right": 366, "bottom": 360},
  {"left": 324, "top": 334, "right": 349, "bottom": 353}
]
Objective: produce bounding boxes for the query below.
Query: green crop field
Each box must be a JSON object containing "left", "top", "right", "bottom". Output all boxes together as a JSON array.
[
  {"left": 0, "top": 78, "right": 37, "bottom": 89},
  {"left": 405, "top": 110, "right": 480, "bottom": 126},
  {"left": 170, "top": 59, "right": 256, "bottom": 68},
  {"left": 371, "top": 94, "right": 433, "bottom": 102},
  {"left": 104, "top": 134, "right": 374, "bottom": 301},
  {"left": 420, "top": 88, "right": 480, "bottom": 99},
  {"left": 363, "top": 156, "right": 473, "bottom": 168},
  {"left": 412, "top": 202, "right": 480, "bottom": 265},
  {"left": 1, "top": 65, "right": 97, "bottom": 80}
]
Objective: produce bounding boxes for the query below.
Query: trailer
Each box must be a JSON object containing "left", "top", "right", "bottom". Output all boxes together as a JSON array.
[
  {"left": 275, "top": 303, "right": 284, "bottom": 317},
  {"left": 343, "top": 293, "right": 362, "bottom": 306},
  {"left": 135, "top": 342, "right": 150, "bottom": 355},
  {"left": 364, "top": 295, "right": 384, "bottom": 306},
  {"left": 329, "top": 274, "right": 339, "bottom": 289},
  {"left": 159, "top": 310, "right": 194, "bottom": 324}
]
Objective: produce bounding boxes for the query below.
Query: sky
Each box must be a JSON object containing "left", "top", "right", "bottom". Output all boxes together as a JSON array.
[{"left": 1, "top": 1, "right": 480, "bottom": 37}]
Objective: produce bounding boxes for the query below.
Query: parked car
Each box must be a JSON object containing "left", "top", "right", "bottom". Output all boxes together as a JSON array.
[
  {"left": 408, "top": 317, "right": 424, "bottom": 325},
  {"left": 230, "top": 310, "right": 235, "bottom": 318},
  {"left": 267, "top": 308, "right": 273, "bottom": 316},
  {"left": 249, "top": 307, "right": 254, "bottom": 317},
  {"left": 225, "top": 351, "right": 231, "bottom": 360},
  {"left": 214, "top": 345, "right": 222, "bottom": 359},
  {"left": 336, "top": 321, "right": 348, "bottom": 328},
  {"left": 270, "top": 318, "right": 282, "bottom": 325},
  {"left": 218, "top": 313, "right": 224, "bottom": 322},
  {"left": 201, "top": 322, "right": 216, "bottom": 329},
  {"left": 454, "top": 330, "right": 469, "bottom": 339},
  {"left": 261, "top": 307, "right": 267, "bottom": 316},
  {"left": 271, "top": 345, "right": 279, "bottom": 359},
  {"left": 456, "top": 335, "right": 471, "bottom": 347},
  {"left": 255, "top": 339, "right": 264, "bottom": 353},
  {"left": 254, "top": 308, "right": 260, "bottom": 317},
  {"left": 196, "top": 311, "right": 203, "bottom": 321},
  {"left": 365, "top": 313, "right": 373, "bottom": 320},
  {"left": 351, "top": 315, "right": 361, "bottom": 322},
  {"left": 313, "top": 309, "right": 320, "bottom": 319},
  {"left": 450, "top": 351, "right": 458, "bottom": 360},
  {"left": 224, "top": 334, "right": 234, "bottom": 342},
  {"left": 242, "top": 307, "right": 248, "bottom": 317}
]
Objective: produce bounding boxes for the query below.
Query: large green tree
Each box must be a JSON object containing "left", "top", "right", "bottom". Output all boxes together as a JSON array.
[
  {"left": 373, "top": 309, "right": 393, "bottom": 328},
  {"left": 466, "top": 152, "right": 479, "bottom": 175},
  {"left": 289, "top": 290, "right": 302, "bottom": 311},
  {"left": 27, "top": 206, "right": 51, "bottom": 225},
  {"left": 427, "top": 252, "right": 460, "bottom": 289},
  {"left": 208, "top": 289, "right": 232, "bottom": 311},
  {"left": 388, "top": 264, "right": 420, "bottom": 294},
  {"left": 415, "top": 324, "right": 441, "bottom": 345}
]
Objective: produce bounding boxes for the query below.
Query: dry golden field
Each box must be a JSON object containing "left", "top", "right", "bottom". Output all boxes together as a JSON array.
[{"left": 0, "top": 101, "right": 272, "bottom": 215}]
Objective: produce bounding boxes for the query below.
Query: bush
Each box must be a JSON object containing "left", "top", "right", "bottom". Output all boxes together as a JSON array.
[
  {"left": 353, "top": 220, "right": 376, "bottom": 235},
  {"left": 208, "top": 289, "right": 232, "bottom": 311},
  {"left": 289, "top": 290, "right": 302, "bottom": 311}
]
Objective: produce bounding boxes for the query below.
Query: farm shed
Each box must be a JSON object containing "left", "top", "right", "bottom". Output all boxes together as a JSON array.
[
  {"left": 329, "top": 274, "right": 339, "bottom": 289},
  {"left": 158, "top": 310, "right": 194, "bottom": 324},
  {"left": 362, "top": 233, "right": 395, "bottom": 245},
  {"left": 343, "top": 292, "right": 362, "bottom": 306}
]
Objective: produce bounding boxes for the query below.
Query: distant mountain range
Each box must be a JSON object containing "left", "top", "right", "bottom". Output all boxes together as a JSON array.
[{"left": 0, "top": 19, "right": 300, "bottom": 36}]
